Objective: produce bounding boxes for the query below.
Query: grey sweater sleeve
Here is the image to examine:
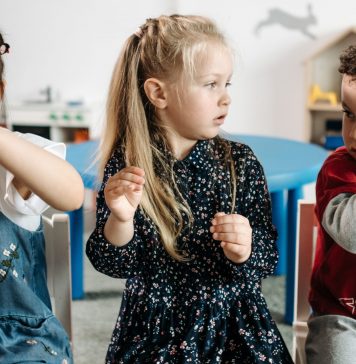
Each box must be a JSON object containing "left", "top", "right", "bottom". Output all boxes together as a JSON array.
[{"left": 322, "top": 193, "right": 356, "bottom": 254}]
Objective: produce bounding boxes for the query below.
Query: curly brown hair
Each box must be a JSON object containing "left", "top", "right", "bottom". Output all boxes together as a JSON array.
[
  {"left": 0, "top": 32, "right": 5, "bottom": 98},
  {"left": 338, "top": 45, "right": 356, "bottom": 78}
]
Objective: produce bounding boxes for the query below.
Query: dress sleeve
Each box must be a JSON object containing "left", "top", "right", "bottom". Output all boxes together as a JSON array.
[
  {"left": 85, "top": 151, "right": 146, "bottom": 279},
  {"left": 228, "top": 144, "right": 278, "bottom": 280},
  {"left": 4, "top": 174, "right": 48, "bottom": 215}
]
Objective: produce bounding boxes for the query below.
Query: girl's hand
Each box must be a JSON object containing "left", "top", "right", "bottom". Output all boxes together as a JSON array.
[
  {"left": 210, "top": 212, "right": 252, "bottom": 264},
  {"left": 104, "top": 166, "right": 145, "bottom": 222}
]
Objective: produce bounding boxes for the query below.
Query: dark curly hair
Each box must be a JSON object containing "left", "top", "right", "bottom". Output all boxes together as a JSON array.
[
  {"left": 0, "top": 32, "right": 5, "bottom": 98},
  {"left": 338, "top": 45, "right": 356, "bottom": 79}
]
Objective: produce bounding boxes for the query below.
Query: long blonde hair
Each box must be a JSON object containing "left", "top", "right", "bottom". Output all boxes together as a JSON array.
[{"left": 100, "top": 15, "right": 235, "bottom": 261}]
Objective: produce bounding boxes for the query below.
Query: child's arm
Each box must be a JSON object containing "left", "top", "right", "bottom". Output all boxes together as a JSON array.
[
  {"left": 0, "top": 128, "right": 84, "bottom": 211},
  {"left": 103, "top": 166, "right": 145, "bottom": 246},
  {"left": 86, "top": 152, "right": 146, "bottom": 279},
  {"left": 322, "top": 193, "right": 356, "bottom": 254},
  {"left": 217, "top": 143, "right": 278, "bottom": 279}
]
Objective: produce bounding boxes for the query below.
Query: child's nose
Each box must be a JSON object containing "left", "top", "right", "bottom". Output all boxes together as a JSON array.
[
  {"left": 350, "top": 123, "right": 356, "bottom": 139},
  {"left": 220, "top": 92, "right": 231, "bottom": 106}
]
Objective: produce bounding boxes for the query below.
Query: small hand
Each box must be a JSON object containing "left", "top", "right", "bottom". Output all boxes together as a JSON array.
[
  {"left": 210, "top": 212, "right": 252, "bottom": 264},
  {"left": 104, "top": 166, "right": 145, "bottom": 222}
]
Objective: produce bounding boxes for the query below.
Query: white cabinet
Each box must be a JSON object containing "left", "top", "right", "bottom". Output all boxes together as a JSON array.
[{"left": 7, "top": 103, "right": 103, "bottom": 142}]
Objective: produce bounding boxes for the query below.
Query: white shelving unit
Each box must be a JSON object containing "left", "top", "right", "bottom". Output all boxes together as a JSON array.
[
  {"left": 305, "top": 27, "right": 356, "bottom": 146},
  {"left": 7, "top": 103, "right": 103, "bottom": 142}
]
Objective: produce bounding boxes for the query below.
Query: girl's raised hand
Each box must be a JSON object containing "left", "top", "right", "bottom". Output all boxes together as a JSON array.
[
  {"left": 210, "top": 212, "right": 252, "bottom": 264},
  {"left": 104, "top": 166, "right": 145, "bottom": 222}
]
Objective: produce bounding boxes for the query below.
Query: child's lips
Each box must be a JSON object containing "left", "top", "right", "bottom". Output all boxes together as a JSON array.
[{"left": 214, "top": 114, "right": 226, "bottom": 125}]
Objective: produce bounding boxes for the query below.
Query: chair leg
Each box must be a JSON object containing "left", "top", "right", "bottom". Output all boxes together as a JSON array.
[{"left": 296, "top": 337, "right": 307, "bottom": 364}]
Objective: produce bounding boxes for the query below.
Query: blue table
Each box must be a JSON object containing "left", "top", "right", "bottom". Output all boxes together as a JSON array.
[
  {"left": 66, "top": 135, "right": 328, "bottom": 324},
  {"left": 65, "top": 140, "right": 98, "bottom": 301}
]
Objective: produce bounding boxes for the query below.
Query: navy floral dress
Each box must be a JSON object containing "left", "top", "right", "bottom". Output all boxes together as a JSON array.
[{"left": 86, "top": 138, "right": 293, "bottom": 364}]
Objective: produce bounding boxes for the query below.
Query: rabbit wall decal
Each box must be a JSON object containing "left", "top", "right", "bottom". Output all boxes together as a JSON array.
[{"left": 255, "top": 4, "right": 317, "bottom": 39}]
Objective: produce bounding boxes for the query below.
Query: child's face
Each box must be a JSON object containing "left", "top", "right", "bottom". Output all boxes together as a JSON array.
[
  {"left": 162, "top": 42, "right": 233, "bottom": 151},
  {"left": 341, "top": 74, "right": 356, "bottom": 160}
]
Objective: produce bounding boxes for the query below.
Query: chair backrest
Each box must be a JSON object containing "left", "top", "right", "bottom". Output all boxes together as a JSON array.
[
  {"left": 43, "top": 213, "right": 72, "bottom": 341},
  {"left": 292, "top": 200, "right": 318, "bottom": 364}
]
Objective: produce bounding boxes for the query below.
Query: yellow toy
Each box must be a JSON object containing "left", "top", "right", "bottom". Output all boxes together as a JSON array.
[{"left": 309, "top": 84, "right": 338, "bottom": 105}]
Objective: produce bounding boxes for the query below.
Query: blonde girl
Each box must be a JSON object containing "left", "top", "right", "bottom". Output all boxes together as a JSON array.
[{"left": 87, "top": 15, "right": 292, "bottom": 363}]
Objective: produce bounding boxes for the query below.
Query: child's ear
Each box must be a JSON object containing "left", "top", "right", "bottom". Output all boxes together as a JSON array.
[{"left": 144, "top": 78, "right": 168, "bottom": 109}]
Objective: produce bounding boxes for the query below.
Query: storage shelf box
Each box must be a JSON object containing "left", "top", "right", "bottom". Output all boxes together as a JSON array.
[{"left": 323, "top": 135, "right": 344, "bottom": 150}]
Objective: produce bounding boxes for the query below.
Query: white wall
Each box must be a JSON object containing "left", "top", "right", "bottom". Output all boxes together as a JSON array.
[
  {"left": 2, "top": 0, "right": 356, "bottom": 140},
  {"left": 1, "top": 0, "right": 177, "bottom": 113}
]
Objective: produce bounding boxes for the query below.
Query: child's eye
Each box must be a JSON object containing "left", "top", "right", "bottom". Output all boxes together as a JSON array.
[
  {"left": 343, "top": 109, "right": 355, "bottom": 120},
  {"left": 226, "top": 81, "right": 232, "bottom": 88},
  {"left": 206, "top": 82, "right": 217, "bottom": 89}
]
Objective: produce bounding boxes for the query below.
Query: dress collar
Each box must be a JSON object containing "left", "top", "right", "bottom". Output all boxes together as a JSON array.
[{"left": 173, "top": 139, "right": 215, "bottom": 171}]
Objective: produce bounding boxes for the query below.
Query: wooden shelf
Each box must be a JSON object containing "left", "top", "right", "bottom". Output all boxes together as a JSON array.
[{"left": 307, "top": 103, "right": 342, "bottom": 112}]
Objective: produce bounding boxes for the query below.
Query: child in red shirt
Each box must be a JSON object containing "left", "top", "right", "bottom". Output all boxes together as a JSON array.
[{"left": 306, "top": 45, "right": 356, "bottom": 363}]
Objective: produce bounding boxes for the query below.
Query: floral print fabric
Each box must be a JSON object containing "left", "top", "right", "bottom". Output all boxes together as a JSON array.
[{"left": 86, "top": 138, "right": 293, "bottom": 363}]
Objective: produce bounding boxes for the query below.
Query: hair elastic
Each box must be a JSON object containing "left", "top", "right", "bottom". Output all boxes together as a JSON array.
[{"left": 134, "top": 27, "right": 143, "bottom": 39}]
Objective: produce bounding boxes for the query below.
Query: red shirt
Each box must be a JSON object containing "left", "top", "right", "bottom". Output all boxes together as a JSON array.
[{"left": 309, "top": 147, "right": 356, "bottom": 318}]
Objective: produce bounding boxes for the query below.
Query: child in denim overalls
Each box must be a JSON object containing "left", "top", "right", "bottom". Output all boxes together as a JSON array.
[{"left": 0, "top": 35, "right": 84, "bottom": 363}]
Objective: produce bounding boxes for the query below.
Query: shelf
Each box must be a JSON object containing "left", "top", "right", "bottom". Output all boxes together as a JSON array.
[
  {"left": 7, "top": 103, "right": 102, "bottom": 142},
  {"left": 304, "top": 27, "right": 356, "bottom": 142},
  {"left": 307, "top": 103, "right": 342, "bottom": 112}
]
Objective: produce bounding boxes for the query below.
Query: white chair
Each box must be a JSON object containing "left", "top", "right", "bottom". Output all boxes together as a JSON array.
[
  {"left": 292, "top": 201, "right": 318, "bottom": 364},
  {"left": 43, "top": 213, "right": 73, "bottom": 342}
]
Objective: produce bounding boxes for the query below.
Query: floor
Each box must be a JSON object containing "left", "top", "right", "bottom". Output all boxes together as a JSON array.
[{"left": 71, "top": 206, "right": 293, "bottom": 363}]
